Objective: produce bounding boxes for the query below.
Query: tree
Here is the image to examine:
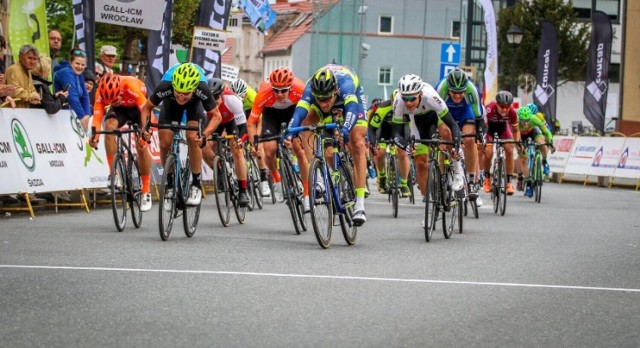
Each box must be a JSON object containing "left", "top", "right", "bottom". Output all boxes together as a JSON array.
[{"left": 497, "top": 0, "right": 591, "bottom": 92}]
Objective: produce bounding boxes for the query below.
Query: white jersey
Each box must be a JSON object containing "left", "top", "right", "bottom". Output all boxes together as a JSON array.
[
  {"left": 392, "top": 82, "right": 449, "bottom": 137},
  {"left": 222, "top": 93, "right": 247, "bottom": 125}
]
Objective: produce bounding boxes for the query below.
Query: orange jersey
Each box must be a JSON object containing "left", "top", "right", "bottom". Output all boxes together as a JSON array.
[
  {"left": 92, "top": 76, "right": 148, "bottom": 130},
  {"left": 248, "top": 77, "right": 305, "bottom": 123}
]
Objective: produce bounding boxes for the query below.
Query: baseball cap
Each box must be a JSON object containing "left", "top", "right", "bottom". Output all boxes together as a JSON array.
[{"left": 100, "top": 45, "right": 117, "bottom": 56}]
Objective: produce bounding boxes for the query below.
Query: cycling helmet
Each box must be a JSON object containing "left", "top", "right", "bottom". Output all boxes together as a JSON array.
[
  {"left": 527, "top": 103, "right": 539, "bottom": 114},
  {"left": 207, "top": 77, "right": 224, "bottom": 96},
  {"left": 495, "top": 90, "right": 514, "bottom": 106},
  {"left": 269, "top": 67, "right": 294, "bottom": 88},
  {"left": 311, "top": 68, "right": 337, "bottom": 96},
  {"left": 230, "top": 78, "right": 248, "bottom": 98},
  {"left": 172, "top": 62, "right": 201, "bottom": 93},
  {"left": 517, "top": 107, "right": 533, "bottom": 122},
  {"left": 398, "top": 74, "right": 423, "bottom": 95},
  {"left": 446, "top": 67, "right": 468, "bottom": 92},
  {"left": 97, "top": 72, "right": 121, "bottom": 103}
]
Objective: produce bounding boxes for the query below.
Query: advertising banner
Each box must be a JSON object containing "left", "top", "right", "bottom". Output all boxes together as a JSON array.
[
  {"left": 145, "top": 0, "right": 173, "bottom": 93},
  {"left": 587, "top": 137, "right": 625, "bottom": 177},
  {"left": 533, "top": 21, "right": 559, "bottom": 127},
  {"left": 563, "top": 137, "right": 601, "bottom": 175},
  {"left": 583, "top": 11, "right": 613, "bottom": 134},
  {"left": 191, "top": 0, "right": 234, "bottom": 79},
  {"left": 612, "top": 138, "right": 640, "bottom": 179},
  {"left": 9, "top": 0, "right": 50, "bottom": 64},
  {"left": 548, "top": 136, "right": 575, "bottom": 174},
  {"left": 95, "top": 0, "right": 165, "bottom": 30},
  {"left": 192, "top": 27, "right": 227, "bottom": 51},
  {"left": 477, "top": 0, "right": 498, "bottom": 104}
]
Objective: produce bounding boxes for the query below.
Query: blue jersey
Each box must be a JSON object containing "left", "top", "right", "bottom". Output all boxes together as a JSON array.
[
  {"left": 435, "top": 77, "right": 484, "bottom": 128},
  {"left": 290, "top": 64, "right": 366, "bottom": 131}
]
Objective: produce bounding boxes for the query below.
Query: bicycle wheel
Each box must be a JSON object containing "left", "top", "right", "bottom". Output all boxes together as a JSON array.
[
  {"left": 498, "top": 159, "right": 507, "bottom": 216},
  {"left": 268, "top": 175, "right": 277, "bottom": 204},
  {"left": 338, "top": 161, "right": 357, "bottom": 245},
  {"left": 250, "top": 157, "right": 264, "bottom": 210},
  {"left": 110, "top": 154, "right": 127, "bottom": 232},
  {"left": 281, "top": 157, "right": 302, "bottom": 234},
  {"left": 245, "top": 156, "right": 256, "bottom": 212},
  {"left": 181, "top": 159, "right": 200, "bottom": 237},
  {"left": 158, "top": 154, "right": 177, "bottom": 241},
  {"left": 128, "top": 155, "right": 143, "bottom": 229},
  {"left": 309, "top": 157, "right": 333, "bottom": 249},
  {"left": 213, "top": 156, "right": 231, "bottom": 227},
  {"left": 491, "top": 161, "right": 500, "bottom": 214},
  {"left": 294, "top": 170, "right": 307, "bottom": 232},
  {"left": 442, "top": 167, "right": 455, "bottom": 239},
  {"left": 232, "top": 180, "right": 246, "bottom": 224},
  {"left": 424, "top": 163, "right": 439, "bottom": 242},
  {"left": 408, "top": 167, "right": 416, "bottom": 205},
  {"left": 390, "top": 156, "right": 399, "bottom": 218},
  {"left": 534, "top": 153, "right": 543, "bottom": 203}
]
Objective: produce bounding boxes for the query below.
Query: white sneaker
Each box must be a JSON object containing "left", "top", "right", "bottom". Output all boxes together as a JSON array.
[
  {"left": 186, "top": 185, "right": 202, "bottom": 206},
  {"left": 476, "top": 196, "right": 483, "bottom": 207},
  {"left": 451, "top": 161, "right": 464, "bottom": 191},
  {"left": 140, "top": 193, "right": 152, "bottom": 212},
  {"left": 163, "top": 188, "right": 173, "bottom": 212},
  {"left": 271, "top": 183, "right": 283, "bottom": 202},
  {"left": 260, "top": 181, "right": 270, "bottom": 197},
  {"left": 302, "top": 196, "right": 310, "bottom": 213}
]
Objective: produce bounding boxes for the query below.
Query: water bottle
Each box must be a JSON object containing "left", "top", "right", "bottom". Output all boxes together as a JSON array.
[
  {"left": 367, "top": 163, "right": 377, "bottom": 179},
  {"left": 292, "top": 155, "right": 300, "bottom": 173}
]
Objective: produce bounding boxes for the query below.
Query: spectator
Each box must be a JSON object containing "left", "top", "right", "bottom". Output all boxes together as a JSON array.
[
  {"left": 83, "top": 68, "right": 96, "bottom": 109},
  {"left": 0, "top": 35, "right": 6, "bottom": 73},
  {"left": 32, "top": 55, "right": 68, "bottom": 114},
  {"left": 53, "top": 48, "right": 92, "bottom": 131},
  {"left": 96, "top": 45, "right": 117, "bottom": 77},
  {"left": 48, "top": 29, "right": 63, "bottom": 70},
  {"left": 0, "top": 73, "right": 17, "bottom": 108},
  {"left": 5, "top": 44, "right": 41, "bottom": 108}
]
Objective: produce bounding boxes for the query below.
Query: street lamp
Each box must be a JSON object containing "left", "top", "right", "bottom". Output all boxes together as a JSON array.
[{"left": 506, "top": 25, "right": 524, "bottom": 96}]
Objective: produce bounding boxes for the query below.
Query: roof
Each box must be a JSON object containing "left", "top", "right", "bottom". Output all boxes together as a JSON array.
[
  {"left": 261, "top": 0, "right": 338, "bottom": 54},
  {"left": 222, "top": 38, "right": 234, "bottom": 64}
]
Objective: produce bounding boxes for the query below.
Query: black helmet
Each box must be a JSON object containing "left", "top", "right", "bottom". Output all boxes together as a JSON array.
[
  {"left": 311, "top": 68, "right": 337, "bottom": 96},
  {"left": 446, "top": 67, "right": 468, "bottom": 92},
  {"left": 207, "top": 77, "right": 224, "bottom": 96},
  {"left": 495, "top": 90, "right": 513, "bottom": 106}
]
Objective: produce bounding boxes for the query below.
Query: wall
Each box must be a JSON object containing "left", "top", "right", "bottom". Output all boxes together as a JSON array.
[{"left": 620, "top": 0, "right": 640, "bottom": 134}]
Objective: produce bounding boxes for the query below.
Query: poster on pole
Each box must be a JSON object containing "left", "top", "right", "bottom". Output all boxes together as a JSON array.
[
  {"left": 192, "top": 27, "right": 227, "bottom": 51},
  {"left": 221, "top": 64, "right": 240, "bottom": 82}
]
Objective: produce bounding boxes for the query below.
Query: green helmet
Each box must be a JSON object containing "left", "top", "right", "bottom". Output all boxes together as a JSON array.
[
  {"left": 446, "top": 67, "right": 468, "bottom": 92},
  {"left": 172, "top": 63, "right": 201, "bottom": 93},
  {"left": 517, "top": 107, "right": 533, "bottom": 122}
]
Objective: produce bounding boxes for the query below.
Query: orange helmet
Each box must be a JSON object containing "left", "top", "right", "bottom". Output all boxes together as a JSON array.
[
  {"left": 97, "top": 72, "right": 121, "bottom": 103},
  {"left": 269, "top": 67, "right": 294, "bottom": 88}
]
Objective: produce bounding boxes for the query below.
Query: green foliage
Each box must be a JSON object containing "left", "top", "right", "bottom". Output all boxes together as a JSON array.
[{"left": 497, "top": 0, "right": 591, "bottom": 91}]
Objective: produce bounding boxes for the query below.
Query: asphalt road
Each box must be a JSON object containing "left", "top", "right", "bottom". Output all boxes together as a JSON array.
[{"left": 1, "top": 181, "right": 639, "bottom": 347}]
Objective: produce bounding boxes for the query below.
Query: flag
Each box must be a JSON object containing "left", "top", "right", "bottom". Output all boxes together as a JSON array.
[
  {"left": 145, "top": 0, "right": 173, "bottom": 93},
  {"left": 71, "top": 0, "right": 96, "bottom": 74},
  {"left": 191, "top": 0, "right": 233, "bottom": 78},
  {"left": 583, "top": 11, "right": 612, "bottom": 135},
  {"left": 533, "top": 20, "right": 559, "bottom": 128},
  {"left": 9, "top": 0, "right": 50, "bottom": 63},
  {"left": 477, "top": 0, "right": 498, "bottom": 105},
  {"left": 239, "top": 0, "right": 276, "bottom": 34}
]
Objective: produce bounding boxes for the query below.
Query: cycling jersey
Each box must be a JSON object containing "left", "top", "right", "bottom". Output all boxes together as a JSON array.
[
  {"left": 289, "top": 64, "right": 367, "bottom": 131},
  {"left": 242, "top": 85, "right": 257, "bottom": 112},
  {"left": 92, "top": 76, "right": 147, "bottom": 132},
  {"left": 435, "top": 78, "right": 484, "bottom": 120},
  {"left": 149, "top": 64, "right": 217, "bottom": 113},
  {"left": 217, "top": 86, "right": 247, "bottom": 125},
  {"left": 484, "top": 101, "right": 518, "bottom": 141},
  {"left": 519, "top": 114, "right": 553, "bottom": 143},
  {"left": 248, "top": 77, "right": 305, "bottom": 124}
]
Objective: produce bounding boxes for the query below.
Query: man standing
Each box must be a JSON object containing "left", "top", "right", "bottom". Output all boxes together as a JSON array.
[
  {"left": 96, "top": 45, "right": 117, "bottom": 77},
  {"left": 48, "top": 29, "right": 63, "bottom": 69}
]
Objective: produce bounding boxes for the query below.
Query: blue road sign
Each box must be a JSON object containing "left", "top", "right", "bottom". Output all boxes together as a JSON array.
[
  {"left": 440, "top": 63, "right": 457, "bottom": 81},
  {"left": 440, "top": 42, "right": 461, "bottom": 64}
]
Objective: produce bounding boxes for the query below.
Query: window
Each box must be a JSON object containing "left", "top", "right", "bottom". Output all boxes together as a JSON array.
[
  {"left": 451, "top": 20, "right": 461, "bottom": 38},
  {"left": 378, "top": 67, "right": 392, "bottom": 86},
  {"left": 573, "top": 0, "right": 620, "bottom": 23},
  {"left": 379, "top": 15, "right": 393, "bottom": 34}
]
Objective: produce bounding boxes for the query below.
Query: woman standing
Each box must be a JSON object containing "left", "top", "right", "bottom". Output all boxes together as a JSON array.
[{"left": 53, "top": 48, "right": 92, "bottom": 130}]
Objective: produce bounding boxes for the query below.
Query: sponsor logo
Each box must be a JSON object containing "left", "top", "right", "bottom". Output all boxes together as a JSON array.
[
  {"left": 534, "top": 49, "right": 555, "bottom": 106},
  {"left": 11, "top": 119, "right": 35, "bottom": 172},
  {"left": 587, "top": 43, "right": 608, "bottom": 102}
]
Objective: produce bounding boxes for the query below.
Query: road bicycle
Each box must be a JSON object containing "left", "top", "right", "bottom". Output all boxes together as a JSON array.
[
  {"left": 209, "top": 133, "right": 247, "bottom": 227},
  {"left": 91, "top": 121, "right": 143, "bottom": 232},
  {"left": 378, "top": 139, "right": 402, "bottom": 218},
  {"left": 525, "top": 138, "right": 552, "bottom": 203},
  {"left": 147, "top": 120, "right": 202, "bottom": 241},
  {"left": 289, "top": 122, "right": 357, "bottom": 249},
  {"left": 244, "top": 141, "right": 263, "bottom": 210},
  {"left": 412, "top": 133, "right": 462, "bottom": 242},
  {"left": 488, "top": 133, "right": 519, "bottom": 216},
  {"left": 255, "top": 124, "right": 307, "bottom": 235},
  {"left": 460, "top": 133, "right": 480, "bottom": 220}
]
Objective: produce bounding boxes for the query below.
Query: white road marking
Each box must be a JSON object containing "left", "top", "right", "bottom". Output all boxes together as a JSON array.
[{"left": 2, "top": 264, "right": 639, "bottom": 293}]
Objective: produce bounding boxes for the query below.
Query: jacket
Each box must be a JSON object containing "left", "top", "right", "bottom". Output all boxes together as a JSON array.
[
  {"left": 32, "top": 74, "right": 67, "bottom": 114},
  {"left": 53, "top": 61, "right": 91, "bottom": 118},
  {"left": 5, "top": 63, "right": 37, "bottom": 108}
]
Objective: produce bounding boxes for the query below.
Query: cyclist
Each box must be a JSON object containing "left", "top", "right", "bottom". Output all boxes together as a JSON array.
[
  {"left": 288, "top": 64, "right": 369, "bottom": 226},
  {"left": 202, "top": 78, "right": 250, "bottom": 207},
  {"left": 436, "top": 67, "right": 485, "bottom": 200},
  {"left": 392, "top": 74, "right": 463, "bottom": 199},
  {"left": 516, "top": 106, "right": 554, "bottom": 197},
  {"left": 140, "top": 62, "right": 223, "bottom": 207},
  {"left": 367, "top": 90, "right": 411, "bottom": 197},
  {"left": 231, "top": 78, "right": 270, "bottom": 198},
  {"left": 89, "top": 72, "right": 153, "bottom": 211},
  {"left": 481, "top": 90, "right": 520, "bottom": 195},
  {"left": 247, "top": 67, "right": 310, "bottom": 211}
]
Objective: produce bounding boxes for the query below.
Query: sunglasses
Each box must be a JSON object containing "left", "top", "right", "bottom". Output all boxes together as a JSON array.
[
  {"left": 272, "top": 87, "right": 290, "bottom": 94},
  {"left": 401, "top": 95, "right": 419, "bottom": 102},
  {"left": 315, "top": 95, "right": 334, "bottom": 103},
  {"left": 72, "top": 49, "right": 86, "bottom": 57},
  {"left": 174, "top": 90, "right": 193, "bottom": 98},
  {"left": 450, "top": 90, "right": 465, "bottom": 95}
]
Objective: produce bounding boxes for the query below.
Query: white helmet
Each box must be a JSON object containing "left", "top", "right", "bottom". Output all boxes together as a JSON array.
[
  {"left": 398, "top": 74, "right": 423, "bottom": 95},
  {"left": 230, "top": 78, "right": 248, "bottom": 99}
]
